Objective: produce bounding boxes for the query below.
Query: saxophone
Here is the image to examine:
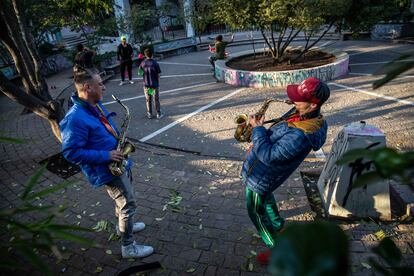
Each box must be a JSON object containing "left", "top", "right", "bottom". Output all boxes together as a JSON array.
[
  {"left": 234, "top": 98, "right": 293, "bottom": 143},
  {"left": 109, "top": 95, "right": 136, "bottom": 176}
]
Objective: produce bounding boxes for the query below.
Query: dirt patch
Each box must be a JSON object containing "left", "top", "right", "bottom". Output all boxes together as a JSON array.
[{"left": 226, "top": 49, "right": 336, "bottom": 72}]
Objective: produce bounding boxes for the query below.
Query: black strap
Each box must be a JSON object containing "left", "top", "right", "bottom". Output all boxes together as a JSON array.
[
  {"left": 117, "top": 261, "right": 162, "bottom": 276},
  {"left": 264, "top": 107, "right": 297, "bottom": 125}
]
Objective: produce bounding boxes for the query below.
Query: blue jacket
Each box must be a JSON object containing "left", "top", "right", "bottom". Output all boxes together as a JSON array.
[
  {"left": 60, "top": 96, "right": 121, "bottom": 187},
  {"left": 242, "top": 119, "right": 327, "bottom": 195}
]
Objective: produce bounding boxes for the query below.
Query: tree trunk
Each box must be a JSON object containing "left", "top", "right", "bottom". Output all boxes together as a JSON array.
[
  {"left": 260, "top": 28, "right": 276, "bottom": 60},
  {"left": 0, "top": 0, "right": 64, "bottom": 142},
  {"left": 292, "top": 23, "right": 334, "bottom": 63}
]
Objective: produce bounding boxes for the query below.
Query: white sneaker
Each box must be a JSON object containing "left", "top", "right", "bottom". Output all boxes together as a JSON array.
[
  {"left": 121, "top": 241, "right": 154, "bottom": 258},
  {"left": 129, "top": 80, "right": 134, "bottom": 84},
  {"left": 119, "top": 81, "right": 124, "bottom": 86},
  {"left": 116, "top": 222, "right": 146, "bottom": 236},
  {"left": 147, "top": 112, "right": 153, "bottom": 119},
  {"left": 156, "top": 113, "right": 164, "bottom": 119}
]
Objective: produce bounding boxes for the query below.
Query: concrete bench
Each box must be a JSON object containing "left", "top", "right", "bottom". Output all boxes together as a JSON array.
[{"left": 153, "top": 37, "right": 197, "bottom": 59}]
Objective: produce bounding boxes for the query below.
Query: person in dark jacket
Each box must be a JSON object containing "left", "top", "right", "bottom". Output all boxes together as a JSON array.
[
  {"left": 60, "top": 65, "right": 154, "bottom": 259},
  {"left": 74, "top": 43, "right": 95, "bottom": 68},
  {"left": 242, "top": 77, "right": 330, "bottom": 265},
  {"left": 138, "top": 48, "right": 163, "bottom": 119},
  {"left": 208, "top": 33, "right": 234, "bottom": 71},
  {"left": 117, "top": 36, "right": 134, "bottom": 86}
]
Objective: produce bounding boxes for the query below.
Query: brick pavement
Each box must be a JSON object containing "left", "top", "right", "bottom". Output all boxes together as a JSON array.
[{"left": 1, "top": 70, "right": 413, "bottom": 276}]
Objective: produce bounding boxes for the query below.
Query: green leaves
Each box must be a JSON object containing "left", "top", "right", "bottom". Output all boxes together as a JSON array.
[
  {"left": 0, "top": 165, "right": 95, "bottom": 275},
  {"left": 269, "top": 222, "right": 349, "bottom": 276},
  {"left": 337, "top": 147, "right": 414, "bottom": 188},
  {"left": 162, "top": 189, "right": 183, "bottom": 213},
  {"left": 373, "top": 50, "right": 414, "bottom": 89},
  {"left": 0, "top": 136, "right": 25, "bottom": 144},
  {"left": 21, "top": 165, "right": 47, "bottom": 200},
  {"left": 368, "top": 237, "right": 414, "bottom": 275}
]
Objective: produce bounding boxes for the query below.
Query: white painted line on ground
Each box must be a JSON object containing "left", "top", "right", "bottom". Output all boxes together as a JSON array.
[
  {"left": 348, "top": 72, "right": 414, "bottom": 79},
  {"left": 349, "top": 59, "right": 414, "bottom": 66},
  {"left": 102, "top": 82, "right": 216, "bottom": 106},
  {"left": 109, "top": 73, "right": 213, "bottom": 82},
  {"left": 139, "top": 88, "right": 245, "bottom": 142},
  {"left": 314, "top": 149, "right": 326, "bottom": 160},
  {"left": 158, "top": 61, "right": 211, "bottom": 67},
  {"left": 317, "top": 41, "right": 334, "bottom": 48},
  {"left": 348, "top": 72, "right": 371, "bottom": 76},
  {"left": 348, "top": 45, "right": 407, "bottom": 57},
  {"left": 328, "top": 82, "right": 414, "bottom": 107}
]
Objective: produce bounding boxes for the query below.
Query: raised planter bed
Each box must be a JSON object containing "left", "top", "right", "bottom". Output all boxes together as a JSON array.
[{"left": 214, "top": 48, "right": 349, "bottom": 88}]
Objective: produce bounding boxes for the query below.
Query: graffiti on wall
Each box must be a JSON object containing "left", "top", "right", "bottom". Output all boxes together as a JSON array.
[
  {"left": 371, "top": 24, "right": 403, "bottom": 40},
  {"left": 217, "top": 55, "right": 348, "bottom": 88}
]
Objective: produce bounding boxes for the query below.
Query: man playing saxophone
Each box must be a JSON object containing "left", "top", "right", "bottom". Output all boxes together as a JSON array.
[
  {"left": 60, "top": 65, "right": 154, "bottom": 258},
  {"left": 242, "top": 77, "right": 330, "bottom": 265}
]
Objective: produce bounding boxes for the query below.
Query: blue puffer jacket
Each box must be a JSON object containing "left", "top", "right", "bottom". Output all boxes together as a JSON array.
[
  {"left": 242, "top": 119, "right": 327, "bottom": 195},
  {"left": 60, "top": 96, "right": 122, "bottom": 187}
]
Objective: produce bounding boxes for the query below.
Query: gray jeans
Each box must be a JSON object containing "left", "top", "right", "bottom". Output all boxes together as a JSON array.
[
  {"left": 144, "top": 87, "right": 160, "bottom": 115},
  {"left": 105, "top": 170, "right": 136, "bottom": 246}
]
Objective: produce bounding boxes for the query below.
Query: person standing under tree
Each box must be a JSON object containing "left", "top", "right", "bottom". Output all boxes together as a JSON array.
[
  {"left": 242, "top": 77, "right": 330, "bottom": 265},
  {"left": 60, "top": 65, "right": 154, "bottom": 258},
  {"left": 138, "top": 48, "right": 163, "bottom": 119},
  {"left": 117, "top": 36, "right": 134, "bottom": 86}
]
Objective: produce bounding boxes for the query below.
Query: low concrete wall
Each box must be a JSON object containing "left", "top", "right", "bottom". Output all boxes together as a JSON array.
[{"left": 214, "top": 48, "right": 349, "bottom": 88}]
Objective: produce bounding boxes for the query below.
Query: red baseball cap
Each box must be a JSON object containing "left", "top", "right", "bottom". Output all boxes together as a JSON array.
[{"left": 287, "top": 77, "right": 330, "bottom": 104}]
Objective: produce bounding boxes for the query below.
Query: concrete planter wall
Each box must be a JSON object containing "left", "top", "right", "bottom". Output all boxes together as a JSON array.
[{"left": 214, "top": 48, "right": 349, "bottom": 88}]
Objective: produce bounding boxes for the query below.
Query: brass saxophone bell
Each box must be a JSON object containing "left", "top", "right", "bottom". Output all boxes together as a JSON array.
[
  {"left": 122, "top": 141, "right": 135, "bottom": 156},
  {"left": 234, "top": 113, "right": 252, "bottom": 142},
  {"left": 233, "top": 98, "right": 293, "bottom": 143}
]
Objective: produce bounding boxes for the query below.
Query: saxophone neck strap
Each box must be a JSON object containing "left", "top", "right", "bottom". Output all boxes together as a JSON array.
[{"left": 96, "top": 104, "right": 119, "bottom": 139}]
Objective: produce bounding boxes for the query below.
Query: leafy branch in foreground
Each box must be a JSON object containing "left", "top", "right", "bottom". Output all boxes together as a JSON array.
[
  {"left": 337, "top": 147, "right": 414, "bottom": 188},
  {"left": 269, "top": 222, "right": 414, "bottom": 275},
  {"left": 373, "top": 50, "right": 414, "bottom": 89},
  {"left": 0, "top": 165, "right": 96, "bottom": 276}
]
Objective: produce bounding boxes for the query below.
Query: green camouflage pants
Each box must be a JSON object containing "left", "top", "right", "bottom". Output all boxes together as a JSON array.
[{"left": 246, "top": 187, "right": 285, "bottom": 248}]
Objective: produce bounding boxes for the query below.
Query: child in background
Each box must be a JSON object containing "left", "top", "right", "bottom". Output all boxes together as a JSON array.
[{"left": 138, "top": 48, "right": 163, "bottom": 119}]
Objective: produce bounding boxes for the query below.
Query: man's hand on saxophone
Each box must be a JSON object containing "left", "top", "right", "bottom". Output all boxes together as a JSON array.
[
  {"left": 109, "top": 150, "right": 124, "bottom": 162},
  {"left": 249, "top": 113, "right": 265, "bottom": 128}
]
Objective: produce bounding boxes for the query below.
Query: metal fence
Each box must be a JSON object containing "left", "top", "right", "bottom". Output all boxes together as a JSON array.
[{"left": 143, "top": 25, "right": 260, "bottom": 43}]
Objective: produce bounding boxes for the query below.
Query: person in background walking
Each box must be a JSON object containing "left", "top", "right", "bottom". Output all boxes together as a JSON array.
[
  {"left": 138, "top": 48, "right": 163, "bottom": 119},
  {"left": 117, "top": 36, "right": 134, "bottom": 86}
]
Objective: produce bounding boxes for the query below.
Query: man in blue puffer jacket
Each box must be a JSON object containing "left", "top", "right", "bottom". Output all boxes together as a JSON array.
[
  {"left": 60, "top": 66, "right": 153, "bottom": 258},
  {"left": 242, "top": 77, "right": 330, "bottom": 265}
]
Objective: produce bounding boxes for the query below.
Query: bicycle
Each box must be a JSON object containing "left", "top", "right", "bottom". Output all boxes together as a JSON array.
[{"left": 40, "top": 58, "right": 58, "bottom": 76}]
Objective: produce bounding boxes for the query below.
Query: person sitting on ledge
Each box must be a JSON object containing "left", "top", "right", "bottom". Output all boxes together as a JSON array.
[{"left": 208, "top": 33, "right": 234, "bottom": 71}]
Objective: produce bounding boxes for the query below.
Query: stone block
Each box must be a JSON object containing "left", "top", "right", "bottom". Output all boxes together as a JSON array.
[{"left": 317, "top": 122, "right": 391, "bottom": 220}]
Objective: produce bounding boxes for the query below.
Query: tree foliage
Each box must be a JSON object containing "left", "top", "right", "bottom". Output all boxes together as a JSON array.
[
  {"left": 183, "top": 0, "right": 214, "bottom": 42},
  {"left": 341, "top": 0, "right": 414, "bottom": 33},
  {"left": 270, "top": 222, "right": 414, "bottom": 276},
  {"left": 0, "top": 162, "right": 95, "bottom": 275},
  {"left": 212, "top": 0, "right": 352, "bottom": 62},
  {"left": 0, "top": 0, "right": 113, "bottom": 142}
]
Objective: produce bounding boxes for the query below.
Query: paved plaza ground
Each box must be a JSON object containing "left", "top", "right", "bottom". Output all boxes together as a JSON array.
[{"left": 0, "top": 38, "right": 413, "bottom": 275}]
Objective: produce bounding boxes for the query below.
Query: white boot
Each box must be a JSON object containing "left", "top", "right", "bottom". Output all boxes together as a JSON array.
[{"left": 121, "top": 241, "right": 154, "bottom": 258}]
